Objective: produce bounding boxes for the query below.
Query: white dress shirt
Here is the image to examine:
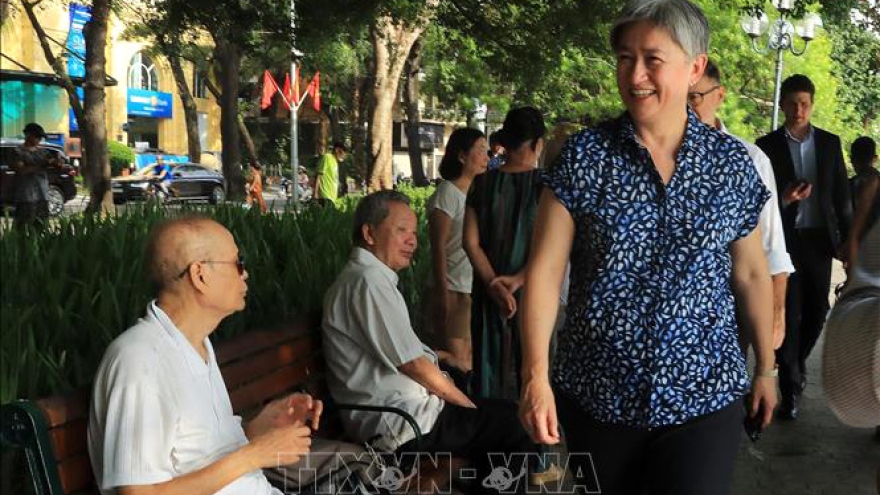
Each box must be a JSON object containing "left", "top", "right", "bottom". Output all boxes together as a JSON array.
[{"left": 720, "top": 122, "right": 795, "bottom": 275}]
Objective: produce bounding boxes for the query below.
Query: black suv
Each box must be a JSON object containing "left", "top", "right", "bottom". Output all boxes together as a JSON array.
[{"left": 0, "top": 138, "right": 78, "bottom": 216}]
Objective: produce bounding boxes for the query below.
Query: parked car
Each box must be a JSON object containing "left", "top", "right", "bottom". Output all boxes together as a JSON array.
[
  {"left": 0, "top": 138, "right": 78, "bottom": 216},
  {"left": 112, "top": 162, "right": 226, "bottom": 204}
]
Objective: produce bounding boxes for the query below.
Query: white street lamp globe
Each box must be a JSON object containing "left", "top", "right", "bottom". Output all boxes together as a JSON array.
[
  {"left": 741, "top": 13, "right": 770, "bottom": 38},
  {"left": 796, "top": 13, "right": 823, "bottom": 41},
  {"left": 773, "top": 0, "right": 795, "bottom": 12}
]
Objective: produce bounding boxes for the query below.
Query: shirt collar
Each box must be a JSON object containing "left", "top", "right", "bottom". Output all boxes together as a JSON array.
[
  {"left": 615, "top": 108, "right": 707, "bottom": 152},
  {"left": 147, "top": 300, "right": 214, "bottom": 375},
  {"left": 784, "top": 124, "right": 814, "bottom": 144},
  {"left": 352, "top": 247, "right": 399, "bottom": 284}
]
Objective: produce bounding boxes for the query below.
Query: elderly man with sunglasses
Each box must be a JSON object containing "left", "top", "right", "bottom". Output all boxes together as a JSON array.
[{"left": 88, "top": 216, "right": 321, "bottom": 495}]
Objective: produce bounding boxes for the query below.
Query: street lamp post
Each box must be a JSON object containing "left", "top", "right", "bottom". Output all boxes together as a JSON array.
[
  {"left": 290, "top": 0, "right": 300, "bottom": 207},
  {"left": 741, "top": 0, "right": 822, "bottom": 130}
]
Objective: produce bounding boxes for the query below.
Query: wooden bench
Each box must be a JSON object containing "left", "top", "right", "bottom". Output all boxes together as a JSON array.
[{"left": 0, "top": 314, "right": 425, "bottom": 495}]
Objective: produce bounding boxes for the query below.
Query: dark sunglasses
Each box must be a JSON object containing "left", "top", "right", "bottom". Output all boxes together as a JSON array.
[{"left": 177, "top": 254, "right": 246, "bottom": 279}]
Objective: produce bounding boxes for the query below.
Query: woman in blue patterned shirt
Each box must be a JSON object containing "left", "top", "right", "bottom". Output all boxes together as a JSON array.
[{"left": 518, "top": 1, "right": 778, "bottom": 494}]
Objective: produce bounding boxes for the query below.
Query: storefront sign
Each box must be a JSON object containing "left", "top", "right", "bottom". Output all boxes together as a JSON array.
[
  {"left": 127, "top": 89, "right": 173, "bottom": 118},
  {"left": 67, "top": 3, "right": 90, "bottom": 133}
]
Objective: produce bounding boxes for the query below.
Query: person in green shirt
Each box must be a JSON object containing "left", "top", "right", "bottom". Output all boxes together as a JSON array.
[{"left": 315, "top": 142, "right": 347, "bottom": 206}]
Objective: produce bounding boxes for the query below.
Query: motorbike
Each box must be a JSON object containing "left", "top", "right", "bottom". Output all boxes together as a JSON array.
[{"left": 280, "top": 167, "right": 313, "bottom": 203}]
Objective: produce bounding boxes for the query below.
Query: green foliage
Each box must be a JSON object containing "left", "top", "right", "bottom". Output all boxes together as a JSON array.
[
  {"left": 829, "top": 25, "right": 880, "bottom": 135},
  {"left": 0, "top": 192, "right": 437, "bottom": 403},
  {"left": 107, "top": 141, "right": 135, "bottom": 176}
]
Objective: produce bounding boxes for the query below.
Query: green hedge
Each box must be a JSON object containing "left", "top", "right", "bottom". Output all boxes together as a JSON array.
[
  {"left": 108, "top": 141, "right": 135, "bottom": 176},
  {"left": 0, "top": 185, "right": 434, "bottom": 403}
]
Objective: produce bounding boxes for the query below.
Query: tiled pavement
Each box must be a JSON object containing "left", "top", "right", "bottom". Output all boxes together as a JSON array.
[{"left": 731, "top": 261, "right": 878, "bottom": 495}]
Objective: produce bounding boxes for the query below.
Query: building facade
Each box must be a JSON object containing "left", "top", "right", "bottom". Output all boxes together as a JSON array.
[{"left": 1, "top": 1, "right": 221, "bottom": 166}]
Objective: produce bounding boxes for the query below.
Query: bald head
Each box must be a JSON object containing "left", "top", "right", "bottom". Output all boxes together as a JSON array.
[{"left": 145, "top": 216, "right": 232, "bottom": 291}]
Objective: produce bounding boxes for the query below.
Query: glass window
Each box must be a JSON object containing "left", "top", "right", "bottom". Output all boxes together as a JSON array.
[
  {"left": 128, "top": 53, "right": 159, "bottom": 91},
  {"left": 192, "top": 68, "right": 207, "bottom": 99}
]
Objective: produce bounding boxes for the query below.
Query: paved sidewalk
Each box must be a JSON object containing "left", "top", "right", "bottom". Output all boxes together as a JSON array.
[{"left": 731, "top": 261, "right": 879, "bottom": 495}]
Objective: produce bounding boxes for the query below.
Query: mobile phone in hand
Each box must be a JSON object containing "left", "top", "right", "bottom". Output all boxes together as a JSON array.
[
  {"left": 743, "top": 395, "right": 764, "bottom": 442},
  {"left": 795, "top": 178, "right": 811, "bottom": 189}
]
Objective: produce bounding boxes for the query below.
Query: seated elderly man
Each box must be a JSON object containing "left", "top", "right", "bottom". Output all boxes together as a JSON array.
[
  {"left": 323, "top": 191, "right": 558, "bottom": 490},
  {"left": 88, "top": 216, "right": 321, "bottom": 495}
]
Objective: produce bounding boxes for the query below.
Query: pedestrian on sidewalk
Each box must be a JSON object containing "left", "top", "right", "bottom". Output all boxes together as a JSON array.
[
  {"left": 518, "top": 2, "right": 777, "bottom": 494},
  {"left": 11, "top": 123, "right": 59, "bottom": 228},
  {"left": 425, "top": 128, "right": 489, "bottom": 378},
  {"left": 756, "top": 74, "right": 853, "bottom": 420},
  {"left": 246, "top": 161, "right": 268, "bottom": 213},
  {"left": 463, "top": 106, "right": 546, "bottom": 401}
]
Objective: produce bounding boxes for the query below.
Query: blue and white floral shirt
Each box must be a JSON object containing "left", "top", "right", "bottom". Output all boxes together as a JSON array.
[{"left": 545, "top": 110, "right": 769, "bottom": 428}]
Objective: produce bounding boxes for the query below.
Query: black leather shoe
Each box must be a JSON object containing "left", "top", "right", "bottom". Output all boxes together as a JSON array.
[{"left": 778, "top": 394, "right": 800, "bottom": 420}]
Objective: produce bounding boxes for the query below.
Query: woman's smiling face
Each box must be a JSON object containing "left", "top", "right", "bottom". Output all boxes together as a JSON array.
[{"left": 615, "top": 21, "right": 706, "bottom": 128}]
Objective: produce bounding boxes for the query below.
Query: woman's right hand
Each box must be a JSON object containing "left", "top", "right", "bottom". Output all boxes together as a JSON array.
[
  {"left": 241, "top": 423, "right": 312, "bottom": 469},
  {"left": 488, "top": 277, "right": 517, "bottom": 318},
  {"left": 519, "top": 377, "right": 560, "bottom": 445}
]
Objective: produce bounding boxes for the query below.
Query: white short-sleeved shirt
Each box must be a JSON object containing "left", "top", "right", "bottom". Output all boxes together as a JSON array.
[
  {"left": 87, "top": 302, "right": 280, "bottom": 495},
  {"left": 426, "top": 181, "right": 473, "bottom": 293},
  {"left": 721, "top": 123, "right": 795, "bottom": 275},
  {"left": 322, "top": 248, "right": 445, "bottom": 451}
]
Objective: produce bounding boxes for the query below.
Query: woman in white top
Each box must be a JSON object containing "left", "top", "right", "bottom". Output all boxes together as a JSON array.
[{"left": 426, "top": 128, "right": 489, "bottom": 373}]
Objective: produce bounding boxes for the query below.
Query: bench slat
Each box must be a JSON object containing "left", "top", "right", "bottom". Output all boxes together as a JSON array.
[
  {"left": 229, "top": 357, "right": 321, "bottom": 414},
  {"left": 215, "top": 317, "right": 319, "bottom": 365},
  {"left": 57, "top": 454, "right": 96, "bottom": 495},
  {"left": 36, "top": 392, "right": 91, "bottom": 429},
  {"left": 221, "top": 334, "right": 319, "bottom": 390},
  {"left": 50, "top": 419, "right": 89, "bottom": 461}
]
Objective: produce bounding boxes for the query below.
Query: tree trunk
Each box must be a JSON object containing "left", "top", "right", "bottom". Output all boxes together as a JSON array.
[
  {"left": 167, "top": 53, "right": 202, "bottom": 163},
  {"left": 404, "top": 35, "right": 429, "bottom": 186},
  {"left": 21, "top": 0, "right": 84, "bottom": 131},
  {"left": 203, "top": 74, "right": 259, "bottom": 167},
  {"left": 213, "top": 38, "right": 244, "bottom": 200},
  {"left": 238, "top": 114, "right": 259, "bottom": 166},
  {"left": 368, "top": 0, "right": 439, "bottom": 191},
  {"left": 350, "top": 75, "right": 367, "bottom": 187},
  {"left": 82, "top": 0, "right": 113, "bottom": 215}
]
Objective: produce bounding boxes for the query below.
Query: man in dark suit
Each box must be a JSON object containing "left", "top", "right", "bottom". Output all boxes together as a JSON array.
[{"left": 756, "top": 74, "right": 853, "bottom": 420}]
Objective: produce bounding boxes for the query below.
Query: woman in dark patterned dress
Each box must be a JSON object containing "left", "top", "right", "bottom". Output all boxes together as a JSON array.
[
  {"left": 463, "top": 107, "right": 545, "bottom": 400},
  {"left": 518, "top": 1, "right": 778, "bottom": 494}
]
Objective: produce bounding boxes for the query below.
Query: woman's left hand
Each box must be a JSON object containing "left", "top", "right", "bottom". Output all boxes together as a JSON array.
[{"left": 748, "top": 376, "right": 778, "bottom": 428}]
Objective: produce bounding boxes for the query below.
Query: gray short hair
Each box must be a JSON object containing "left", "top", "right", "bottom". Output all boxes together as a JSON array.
[
  {"left": 610, "top": 0, "right": 710, "bottom": 59},
  {"left": 352, "top": 190, "right": 411, "bottom": 246}
]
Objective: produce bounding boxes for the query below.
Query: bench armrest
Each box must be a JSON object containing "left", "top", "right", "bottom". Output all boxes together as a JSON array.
[
  {"left": 333, "top": 403, "right": 423, "bottom": 451},
  {"left": 1, "top": 400, "right": 64, "bottom": 495}
]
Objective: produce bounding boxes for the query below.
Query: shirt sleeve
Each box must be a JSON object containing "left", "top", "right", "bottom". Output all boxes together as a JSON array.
[
  {"left": 430, "top": 182, "right": 461, "bottom": 219},
  {"left": 354, "top": 275, "right": 426, "bottom": 371},
  {"left": 750, "top": 147, "right": 795, "bottom": 275},
  {"left": 732, "top": 144, "right": 771, "bottom": 240},
  {"left": 541, "top": 132, "right": 595, "bottom": 214},
  {"left": 98, "top": 360, "right": 177, "bottom": 489}
]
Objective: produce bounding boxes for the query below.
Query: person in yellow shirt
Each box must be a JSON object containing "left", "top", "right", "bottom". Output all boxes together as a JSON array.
[{"left": 315, "top": 142, "right": 346, "bottom": 207}]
